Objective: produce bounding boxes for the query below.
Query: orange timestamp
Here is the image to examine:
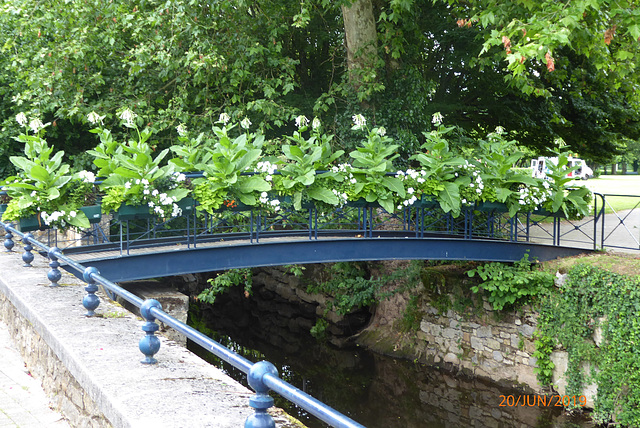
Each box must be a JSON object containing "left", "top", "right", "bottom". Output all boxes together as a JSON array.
[{"left": 499, "top": 394, "right": 587, "bottom": 407}]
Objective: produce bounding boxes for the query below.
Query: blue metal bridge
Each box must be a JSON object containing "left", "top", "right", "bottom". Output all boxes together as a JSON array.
[{"left": 55, "top": 202, "right": 592, "bottom": 282}]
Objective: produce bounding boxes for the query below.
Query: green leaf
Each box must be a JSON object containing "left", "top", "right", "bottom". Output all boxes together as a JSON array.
[
  {"left": 382, "top": 176, "right": 405, "bottom": 198},
  {"left": 437, "top": 181, "right": 461, "bottom": 214},
  {"left": 306, "top": 186, "right": 336, "bottom": 205},
  {"left": 236, "top": 176, "right": 271, "bottom": 193},
  {"left": 29, "top": 164, "right": 51, "bottom": 183}
]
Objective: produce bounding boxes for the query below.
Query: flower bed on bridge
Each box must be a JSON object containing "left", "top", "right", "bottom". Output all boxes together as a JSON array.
[{"left": 0, "top": 110, "right": 591, "bottom": 232}]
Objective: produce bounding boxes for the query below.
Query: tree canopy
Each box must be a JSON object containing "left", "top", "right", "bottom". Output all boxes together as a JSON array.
[{"left": 0, "top": 0, "right": 638, "bottom": 172}]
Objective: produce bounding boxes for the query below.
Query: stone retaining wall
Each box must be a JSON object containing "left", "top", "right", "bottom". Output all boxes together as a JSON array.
[
  {"left": 415, "top": 302, "right": 542, "bottom": 394},
  {"left": 0, "top": 294, "right": 111, "bottom": 428}
]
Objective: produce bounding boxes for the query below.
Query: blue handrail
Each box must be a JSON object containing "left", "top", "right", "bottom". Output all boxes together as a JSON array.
[{"left": 1, "top": 221, "right": 366, "bottom": 428}]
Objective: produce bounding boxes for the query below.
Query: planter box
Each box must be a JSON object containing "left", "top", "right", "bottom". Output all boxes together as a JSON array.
[
  {"left": 80, "top": 205, "right": 102, "bottom": 224},
  {"left": 114, "top": 205, "right": 153, "bottom": 221},
  {"left": 475, "top": 201, "right": 509, "bottom": 213},
  {"left": 19, "top": 214, "right": 49, "bottom": 232},
  {"left": 532, "top": 207, "right": 566, "bottom": 219},
  {"left": 415, "top": 195, "right": 439, "bottom": 209},
  {"left": 347, "top": 198, "right": 381, "bottom": 208},
  {"left": 177, "top": 197, "right": 196, "bottom": 213}
]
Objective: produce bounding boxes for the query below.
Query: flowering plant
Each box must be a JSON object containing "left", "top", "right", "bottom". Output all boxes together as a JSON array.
[
  {"left": 272, "top": 115, "right": 345, "bottom": 210},
  {"left": 1, "top": 113, "right": 94, "bottom": 229},
  {"left": 91, "top": 109, "right": 190, "bottom": 218},
  {"left": 345, "top": 114, "right": 405, "bottom": 213},
  {"left": 190, "top": 116, "right": 271, "bottom": 213}
]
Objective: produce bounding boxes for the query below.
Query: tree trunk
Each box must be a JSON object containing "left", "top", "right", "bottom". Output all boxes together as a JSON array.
[
  {"left": 611, "top": 163, "right": 617, "bottom": 175},
  {"left": 342, "top": 0, "right": 378, "bottom": 91}
]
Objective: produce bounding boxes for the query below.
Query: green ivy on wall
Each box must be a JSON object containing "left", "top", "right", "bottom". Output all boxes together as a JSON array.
[{"left": 534, "top": 264, "right": 640, "bottom": 426}]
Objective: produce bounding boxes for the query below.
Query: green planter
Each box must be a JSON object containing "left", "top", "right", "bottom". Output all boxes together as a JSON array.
[
  {"left": 0, "top": 204, "right": 7, "bottom": 220},
  {"left": 415, "top": 195, "right": 439, "bottom": 209},
  {"left": 114, "top": 205, "right": 153, "bottom": 221},
  {"left": 532, "top": 207, "right": 566, "bottom": 219},
  {"left": 80, "top": 205, "right": 102, "bottom": 224},
  {"left": 347, "top": 198, "right": 381, "bottom": 208},
  {"left": 177, "top": 197, "right": 196, "bottom": 213},
  {"left": 19, "top": 214, "right": 49, "bottom": 232},
  {"left": 475, "top": 201, "right": 509, "bottom": 213}
]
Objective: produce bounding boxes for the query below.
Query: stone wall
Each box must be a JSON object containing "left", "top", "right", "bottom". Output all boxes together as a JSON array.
[
  {"left": 415, "top": 303, "right": 542, "bottom": 394},
  {"left": 0, "top": 294, "right": 111, "bottom": 428}
]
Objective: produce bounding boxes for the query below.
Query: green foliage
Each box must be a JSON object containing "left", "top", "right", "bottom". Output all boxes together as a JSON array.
[
  {"left": 1, "top": 119, "right": 92, "bottom": 229},
  {"left": 307, "top": 262, "right": 381, "bottom": 316},
  {"left": 540, "top": 153, "right": 593, "bottom": 219},
  {"left": 399, "top": 295, "right": 422, "bottom": 332},
  {"left": 91, "top": 112, "right": 189, "bottom": 217},
  {"left": 191, "top": 121, "right": 271, "bottom": 212},
  {"left": 534, "top": 264, "right": 640, "bottom": 425},
  {"left": 275, "top": 118, "right": 344, "bottom": 209},
  {"left": 467, "top": 253, "right": 554, "bottom": 311},
  {"left": 197, "top": 268, "right": 253, "bottom": 306},
  {"left": 346, "top": 118, "right": 405, "bottom": 213}
]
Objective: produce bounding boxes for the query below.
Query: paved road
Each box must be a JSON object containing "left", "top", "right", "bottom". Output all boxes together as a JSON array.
[{"left": 0, "top": 321, "right": 70, "bottom": 428}]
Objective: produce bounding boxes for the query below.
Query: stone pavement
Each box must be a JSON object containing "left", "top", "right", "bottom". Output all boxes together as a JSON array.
[{"left": 0, "top": 320, "right": 70, "bottom": 427}]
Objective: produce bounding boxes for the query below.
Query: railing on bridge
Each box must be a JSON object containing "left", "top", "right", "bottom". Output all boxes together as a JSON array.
[{"left": 36, "top": 201, "right": 533, "bottom": 255}]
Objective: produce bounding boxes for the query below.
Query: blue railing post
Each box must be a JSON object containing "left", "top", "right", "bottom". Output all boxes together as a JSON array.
[
  {"left": 82, "top": 266, "right": 101, "bottom": 316},
  {"left": 47, "top": 247, "right": 62, "bottom": 287},
  {"left": 4, "top": 225, "right": 14, "bottom": 252},
  {"left": 22, "top": 233, "right": 34, "bottom": 267},
  {"left": 245, "top": 361, "right": 278, "bottom": 428},
  {"left": 139, "top": 299, "right": 162, "bottom": 364}
]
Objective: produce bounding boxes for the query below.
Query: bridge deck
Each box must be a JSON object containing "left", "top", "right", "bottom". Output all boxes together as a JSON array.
[{"left": 59, "top": 231, "right": 592, "bottom": 283}]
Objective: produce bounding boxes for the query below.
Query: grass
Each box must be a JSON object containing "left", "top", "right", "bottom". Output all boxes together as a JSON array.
[
  {"left": 543, "top": 252, "right": 640, "bottom": 279},
  {"left": 570, "top": 174, "right": 640, "bottom": 214}
]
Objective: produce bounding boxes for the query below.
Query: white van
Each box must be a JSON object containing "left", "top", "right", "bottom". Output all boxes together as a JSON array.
[{"left": 531, "top": 156, "right": 593, "bottom": 180}]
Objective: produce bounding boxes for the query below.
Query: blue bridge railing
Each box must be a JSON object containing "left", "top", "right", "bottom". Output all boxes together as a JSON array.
[{"left": 1, "top": 221, "right": 366, "bottom": 428}]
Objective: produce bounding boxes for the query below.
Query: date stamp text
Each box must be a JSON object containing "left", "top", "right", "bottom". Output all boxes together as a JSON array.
[{"left": 499, "top": 395, "right": 587, "bottom": 407}]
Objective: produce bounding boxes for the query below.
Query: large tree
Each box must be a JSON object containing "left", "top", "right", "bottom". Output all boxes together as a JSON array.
[{"left": 0, "top": 0, "right": 638, "bottom": 170}]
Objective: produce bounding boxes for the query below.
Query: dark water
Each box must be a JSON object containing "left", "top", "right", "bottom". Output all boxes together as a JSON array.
[{"left": 187, "top": 301, "right": 593, "bottom": 428}]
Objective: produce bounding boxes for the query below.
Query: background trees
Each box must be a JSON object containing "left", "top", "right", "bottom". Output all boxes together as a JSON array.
[{"left": 1, "top": 0, "right": 638, "bottom": 173}]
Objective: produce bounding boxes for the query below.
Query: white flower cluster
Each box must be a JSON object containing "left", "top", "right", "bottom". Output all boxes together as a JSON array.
[
  {"left": 16, "top": 112, "right": 28, "bottom": 127},
  {"left": 87, "top": 111, "right": 105, "bottom": 125},
  {"left": 258, "top": 192, "right": 281, "bottom": 212},
  {"left": 118, "top": 108, "right": 137, "bottom": 127},
  {"left": 312, "top": 117, "right": 321, "bottom": 130},
  {"left": 517, "top": 182, "right": 551, "bottom": 207},
  {"left": 256, "top": 161, "right": 277, "bottom": 182},
  {"left": 396, "top": 169, "right": 427, "bottom": 184},
  {"left": 397, "top": 186, "right": 418, "bottom": 210},
  {"left": 176, "top": 123, "right": 187, "bottom": 137},
  {"left": 218, "top": 112, "right": 230, "bottom": 124},
  {"left": 240, "top": 117, "right": 252, "bottom": 129},
  {"left": 352, "top": 114, "right": 366, "bottom": 128},
  {"left": 78, "top": 170, "right": 95, "bottom": 183},
  {"left": 330, "top": 163, "right": 351, "bottom": 174},
  {"left": 432, "top": 112, "right": 444, "bottom": 126},
  {"left": 127, "top": 178, "right": 183, "bottom": 218},
  {"left": 332, "top": 189, "right": 348, "bottom": 206},
  {"left": 295, "top": 115, "right": 309, "bottom": 129},
  {"left": 41, "top": 210, "right": 77, "bottom": 227}
]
